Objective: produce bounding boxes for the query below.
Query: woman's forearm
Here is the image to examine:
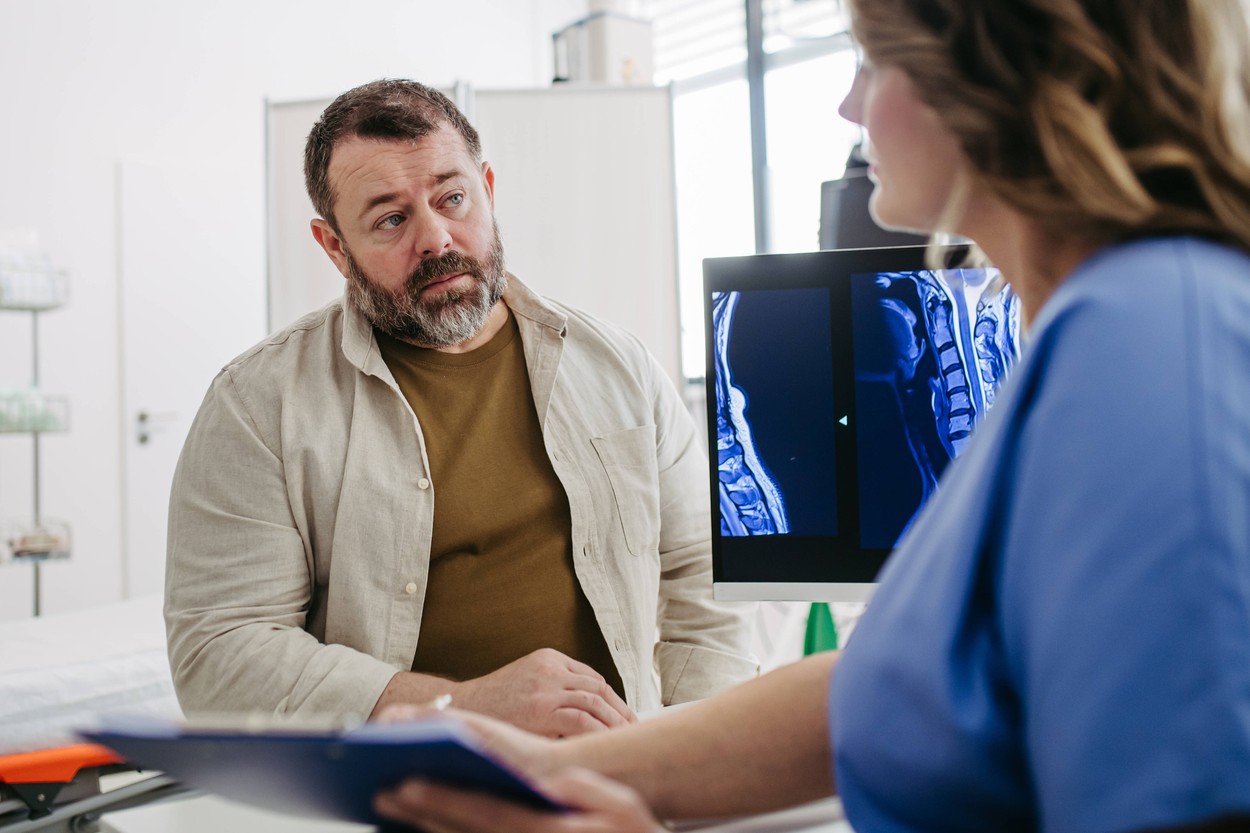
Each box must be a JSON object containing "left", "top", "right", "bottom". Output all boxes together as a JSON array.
[{"left": 555, "top": 651, "right": 839, "bottom": 820}]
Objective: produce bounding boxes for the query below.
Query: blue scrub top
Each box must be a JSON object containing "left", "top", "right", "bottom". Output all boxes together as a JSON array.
[{"left": 830, "top": 237, "right": 1250, "bottom": 833}]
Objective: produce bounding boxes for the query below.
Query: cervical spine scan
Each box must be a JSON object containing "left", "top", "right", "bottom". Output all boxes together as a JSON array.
[
  {"left": 872, "top": 268, "right": 1018, "bottom": 463},
  {"left": 857, "top": 268, "right": 1019, "bottom": 543},
  {"left": 713, "top": 270, "right": 1020, "bottom": 543},
  {"left": 713, "top": 291, "right": 790, "bottom": 536}
]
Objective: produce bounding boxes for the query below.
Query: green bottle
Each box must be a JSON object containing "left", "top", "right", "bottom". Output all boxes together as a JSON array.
[{"left": 803, "top": 601, "right": 839, "bottom": 655}]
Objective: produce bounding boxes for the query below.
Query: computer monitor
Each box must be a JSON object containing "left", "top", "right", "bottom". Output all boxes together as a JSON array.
[
  {"left": 819, "top": 172, "right": 928, "bottom": 251},
  {"left": 704, "top": 245, "right": 1021, "bottom": 601}
]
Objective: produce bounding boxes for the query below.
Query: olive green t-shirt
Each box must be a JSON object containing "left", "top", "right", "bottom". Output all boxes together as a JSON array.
[{"left": 377, "top": 312, "right": 624, "bottom": 697}]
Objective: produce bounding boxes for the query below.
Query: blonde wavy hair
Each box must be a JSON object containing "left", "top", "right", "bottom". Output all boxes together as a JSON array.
[{"left": 847, "top": 0, "right": 1250, "bottom": 252}]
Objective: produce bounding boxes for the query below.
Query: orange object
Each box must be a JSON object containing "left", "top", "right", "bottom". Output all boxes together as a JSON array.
[{"left": 0, "top": 744, "right": 122, "bottom": 785}]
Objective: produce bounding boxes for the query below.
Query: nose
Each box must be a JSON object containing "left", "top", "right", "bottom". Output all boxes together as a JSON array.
[
  {"left": 839, "top": 66, "right": 865, "bottom": 125},
  {"left": 413, "top": 210, "right": 453, "bottom": 258}
]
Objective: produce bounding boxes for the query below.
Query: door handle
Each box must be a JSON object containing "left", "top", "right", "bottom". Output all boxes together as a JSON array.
[{"left": 136, "top": 410, "right": 178, "bottom": 445}]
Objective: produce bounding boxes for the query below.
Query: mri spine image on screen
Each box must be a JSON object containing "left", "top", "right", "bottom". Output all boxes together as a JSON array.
[
  {"left": 865, "top": 268, "right": 1019, "bottom": 535},
  {"left": 887, "top": 268, "right": 1018, "bottom": 456},
  {"left": 712, "top": 291, "right": 791, "bottom": 536}
]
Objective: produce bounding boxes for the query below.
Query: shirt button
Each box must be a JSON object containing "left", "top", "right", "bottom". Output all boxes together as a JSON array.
[
  {"left": 404, "top": 582, "right": 418, "bottom": 595},
  {"left": 417, "top": 478, "right": 430, "bottom": 490}
]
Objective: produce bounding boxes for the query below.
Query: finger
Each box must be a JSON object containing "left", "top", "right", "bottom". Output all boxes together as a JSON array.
[
  {"left": 551, "top": 706, "right": 612, "bottom": 737},
  {"left": 559, "top": 655, "right": 608, "bottom": 683},
  {"left": 547, "top": 653, "right": 635, "bottom": 725},
  {"left": 374, "top": 698, "right": 450, "bottom": 724},
  {"left": 376, "top": 779, "right": 566, "bottom": 833},
  {"left": 560, "top": 675, "right": 637, "bottom": 725},
  {"left": 444, "top": 709, "right": 553, "bottom": 773},
  {"left": 563, "top": 688, "right": 631, "bottom": 730},
  {"left": 538, "top": 767, "right": 652, "bottom": 816},
  {"left": 537, "top": 769, "right": 661, "bottom": 833}
]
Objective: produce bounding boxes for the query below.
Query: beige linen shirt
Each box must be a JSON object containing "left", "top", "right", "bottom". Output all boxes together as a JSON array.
[{"left": 165, "top": 276, "right": 757, "bottom": 719}]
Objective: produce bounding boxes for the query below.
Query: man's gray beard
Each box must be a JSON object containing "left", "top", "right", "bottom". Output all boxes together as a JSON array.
[{"left": 346, "top": 226, "right": 508, "bottom": 347}]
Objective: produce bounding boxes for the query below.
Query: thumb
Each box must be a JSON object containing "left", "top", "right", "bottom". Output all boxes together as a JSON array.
[{"left": 373, "top": 693, "right": 454, "bottom": 724}]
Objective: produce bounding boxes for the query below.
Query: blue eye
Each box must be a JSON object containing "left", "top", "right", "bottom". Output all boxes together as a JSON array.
[
  {"left": 446, "top": 193, "right": 464, "bottom": 207},
  {"left": 380, "top": 214, "right": 403, "bottom": 228}
]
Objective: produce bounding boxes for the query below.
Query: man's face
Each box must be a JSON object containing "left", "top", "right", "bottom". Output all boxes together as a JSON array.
[
  {"left": 313, "top": 126, "right": 507, "bottom": 347},
  {"left": 344, "top": 216, "right": 507, "bottom": 347}
]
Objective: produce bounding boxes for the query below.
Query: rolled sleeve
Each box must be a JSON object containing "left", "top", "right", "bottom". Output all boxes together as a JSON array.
[
  {"left": 649, "top": 354, "right": 759, "bottom": 703},
  {"left": 656, "top": 641, "right": 762, "bottom": 705}
]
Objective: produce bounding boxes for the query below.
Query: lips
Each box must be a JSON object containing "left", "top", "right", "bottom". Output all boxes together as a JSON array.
[
  {"left": 405, "top": 251, "right": 484, "bottom": 295},
  {"left": 420, "top": 272, "right": 470, "bottom": 293}
]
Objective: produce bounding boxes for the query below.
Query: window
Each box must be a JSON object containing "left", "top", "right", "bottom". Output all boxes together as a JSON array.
[
  {"left": 648, "top": 0, "right": 862, "bottom": 378},
  {"left": 671, "top": 79, "right": 755, "bottom": 376},
  {"left": 765, "top": 50, "right": 861, "bottom": 253}
]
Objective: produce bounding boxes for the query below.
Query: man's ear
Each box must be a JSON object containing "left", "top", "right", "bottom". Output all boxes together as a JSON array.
[
  {"left": 311, "top": 218, "right": 351, "bottom": 279},
  {"left": 481, "top": 161, "right": 495, "bottom": 210}
]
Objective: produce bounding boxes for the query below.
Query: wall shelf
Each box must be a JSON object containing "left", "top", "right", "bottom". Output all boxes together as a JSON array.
[
  {"left": 3, "top": 519, "right": 71, "bottom": 561},
  {"left": 0, "top": 258, "right": 69, "bottom": 311},
  {"left": 0, "top": 391, "right": 70, "bottom": 433},
  {"left": 0, "top": 254, "right": 71, "bottom": 615}
]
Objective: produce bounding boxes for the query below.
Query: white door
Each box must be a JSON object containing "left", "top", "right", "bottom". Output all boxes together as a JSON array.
[
  {"left": 118, "top": 157, "right": 266, "bottom": 598},
  {"left": 266, "top": 99, "right": 344, "bottom": 332}
]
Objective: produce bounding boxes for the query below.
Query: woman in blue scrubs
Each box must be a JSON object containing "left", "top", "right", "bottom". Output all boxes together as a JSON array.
[{"left": 376, "top": 1, "right": 1250, "bottom": 830}]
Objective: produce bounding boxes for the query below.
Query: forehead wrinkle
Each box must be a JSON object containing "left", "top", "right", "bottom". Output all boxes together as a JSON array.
[
  {"left": 354, "top": 169, "right": 470, "bottom": 219},
  {"left": 327, "top": 131, "right": 482, "bottom": 227},
  {"left": 339, "top": 160, "right": 474, "bottom": 219}
]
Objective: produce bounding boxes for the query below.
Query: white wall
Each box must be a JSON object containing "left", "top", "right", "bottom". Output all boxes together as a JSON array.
[{"left": 0, "top": 0, "right": 587, "bottom": 620}]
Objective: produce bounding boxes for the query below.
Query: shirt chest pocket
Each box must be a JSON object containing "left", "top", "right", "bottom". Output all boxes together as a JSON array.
[{"left": 591, "top": 425, "right": 661, "bottom": 557}]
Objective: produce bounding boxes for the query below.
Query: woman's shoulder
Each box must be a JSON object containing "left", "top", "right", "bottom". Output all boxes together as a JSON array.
[
  {"left": 1026, "top": 235, "right": 1250, "bottom": 360},
  {"left": 1051, "top": 235, "right": 1249, "bottom": 307}
]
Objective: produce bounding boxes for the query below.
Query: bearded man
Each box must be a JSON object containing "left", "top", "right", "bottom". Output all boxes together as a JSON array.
[{"left": 164, "top": 79, "right": 757, "bottom": 738}]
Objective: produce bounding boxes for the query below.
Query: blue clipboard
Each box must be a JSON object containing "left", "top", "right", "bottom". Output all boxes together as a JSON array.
[{"left": 79, "top": 714, "right": 561, "bottom": 826}]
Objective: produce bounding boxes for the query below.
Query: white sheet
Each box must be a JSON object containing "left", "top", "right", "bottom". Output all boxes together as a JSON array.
[{"left": 0, "top": 594, "right": 183, "bottom": 755}]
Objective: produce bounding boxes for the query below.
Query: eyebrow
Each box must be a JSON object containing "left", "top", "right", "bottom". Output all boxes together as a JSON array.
[{"left": 357, "top": 170, "right": 467, "bottom": 219}]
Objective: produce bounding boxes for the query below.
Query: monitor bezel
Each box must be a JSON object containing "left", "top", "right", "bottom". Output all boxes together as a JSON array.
[{"left": 703, "top": 244, "right": 971, "bottom": 603}]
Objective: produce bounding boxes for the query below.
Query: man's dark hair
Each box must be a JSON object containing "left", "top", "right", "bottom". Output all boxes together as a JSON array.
[{"left": 304, "top": 79, "right": 482, "bottom": 233}]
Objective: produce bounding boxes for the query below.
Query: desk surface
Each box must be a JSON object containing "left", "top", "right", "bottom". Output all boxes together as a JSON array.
[{"left": 101, "top": 792, "right": 853, "bottom": 833}]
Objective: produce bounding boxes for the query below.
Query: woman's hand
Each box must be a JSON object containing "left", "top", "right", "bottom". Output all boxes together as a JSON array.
[
  {"left": 374, "top": 702, "right": 564, "bottom": 781},
  {"left": 375, "top": 766, "right": 662, "bottom": 833}
]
